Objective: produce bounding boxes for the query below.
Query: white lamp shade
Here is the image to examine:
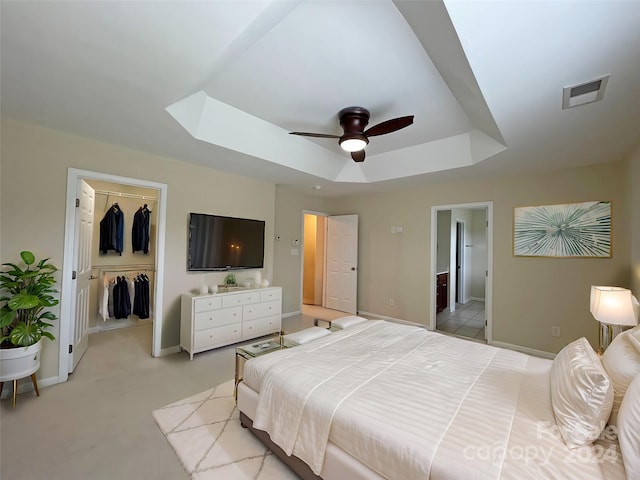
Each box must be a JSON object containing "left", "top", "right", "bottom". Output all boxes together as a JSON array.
[{"left": 590, "top": 286, "right": 639, "bottom": 326}]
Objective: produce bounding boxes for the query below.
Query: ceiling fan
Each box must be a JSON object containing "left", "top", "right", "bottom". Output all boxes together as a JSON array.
[{"left": 289, "top": 107, "right": 414, "bottom": 162}]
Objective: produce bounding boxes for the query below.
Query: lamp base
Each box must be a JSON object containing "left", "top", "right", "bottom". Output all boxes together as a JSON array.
[{"left": 598, "top": 323, "right": 624, "bottom": 354}]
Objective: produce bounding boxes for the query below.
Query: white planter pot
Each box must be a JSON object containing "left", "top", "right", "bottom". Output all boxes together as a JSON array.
[{"left": 0, "top": 339, "right": 42, "bottom": 382}]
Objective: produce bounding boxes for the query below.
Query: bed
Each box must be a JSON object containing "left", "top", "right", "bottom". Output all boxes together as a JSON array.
[{"left": 236, "top": 319, "right": 635, "bottom": 479}]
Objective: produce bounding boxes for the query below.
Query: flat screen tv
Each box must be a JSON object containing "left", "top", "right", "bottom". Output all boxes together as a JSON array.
[{"left": 188, "top": 213, "right": 265, "bottom": 271}]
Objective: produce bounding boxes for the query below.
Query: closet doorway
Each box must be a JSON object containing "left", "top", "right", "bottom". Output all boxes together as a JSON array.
[
  {"left": 87, "top": 179, "right": 157, "bottom": 333},
  {"left": 59, "top": 168, "right": 167, "bottom": 384},
  {"left": 302, "top": 212, "right": 327, "bottom": 310},
  {"left": 300, "top": 211, "right": 359, "bottom": 317},
  {"left": 429, "top": 202, "right": 493, "bottom": 343}
]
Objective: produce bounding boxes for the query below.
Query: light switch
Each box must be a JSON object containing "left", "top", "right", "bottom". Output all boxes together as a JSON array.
[{"left": 291, "top": 248, "right": 299, "bottom": 256}]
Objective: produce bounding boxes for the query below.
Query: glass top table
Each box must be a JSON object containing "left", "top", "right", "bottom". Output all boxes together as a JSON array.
[{"left": 234, "top": 336, "right": 289, "bottom": 401}]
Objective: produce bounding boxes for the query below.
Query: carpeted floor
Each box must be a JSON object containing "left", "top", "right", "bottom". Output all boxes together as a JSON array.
[{"left": 153, "top": 380, "right": 298, "bottom": 480}]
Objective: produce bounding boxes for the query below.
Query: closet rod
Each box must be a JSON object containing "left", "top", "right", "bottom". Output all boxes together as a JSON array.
[{"left": 95, "top": 189, "right": 157, "bottom": 201}]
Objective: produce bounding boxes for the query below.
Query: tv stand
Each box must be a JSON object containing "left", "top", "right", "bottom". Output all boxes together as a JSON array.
[{"left": 180, "top": 286, "right": 282, "bottom": 360}]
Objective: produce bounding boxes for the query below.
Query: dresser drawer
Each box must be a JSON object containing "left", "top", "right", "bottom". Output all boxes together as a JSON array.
[
  {"left": 222, "top": 291, "right": 261, "bottom": 308},
  {"left": 242, "top": 315, "right": 281, "bottom": 339},
  {"left": 194, "top": 306, "right": 241, "bottom": 330},
  {"left": 194, "top": 324, "right": 242, "bottom": 350},
  {"left": 243, "top": 300, "right": 281, "bottom": 321},
  {"left": 194, "top": 296, "right": 222, "bottom": 313},
  {"left": 260, "top": 289, "right": 281, "bottom": 302}
]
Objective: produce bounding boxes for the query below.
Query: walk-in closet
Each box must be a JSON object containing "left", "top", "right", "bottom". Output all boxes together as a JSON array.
[{"left": 86, "top": 180, "right": 158, "bottom": 333}]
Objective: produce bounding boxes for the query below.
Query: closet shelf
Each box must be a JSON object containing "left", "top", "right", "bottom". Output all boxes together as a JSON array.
[
  {"left": 94, "top": 264, "right": 155, "bottom": 272},
  {"left": 95, "top": 189, "right": 157, "bottom": 201}
]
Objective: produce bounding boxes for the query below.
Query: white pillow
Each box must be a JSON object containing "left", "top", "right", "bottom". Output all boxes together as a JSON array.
[
  {"left": 601, "top": 327, "right": 640, "bottom": 426},
  {"left": 331, "top": 315, "right": 367, "bottom": 329},
  {"left": 283, "top": 326, "right": 331, "bottom": 345},
  {"left": 550, "top": 337, "right": 613, "bottom": 448},
  {"left": 617, "top": 372, "right": 640, "bottom": 479}
]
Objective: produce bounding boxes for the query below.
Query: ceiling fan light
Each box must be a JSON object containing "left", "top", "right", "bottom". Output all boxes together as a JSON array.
[{"left": 340, "top": 135, "right": 368, "bottom": 152}]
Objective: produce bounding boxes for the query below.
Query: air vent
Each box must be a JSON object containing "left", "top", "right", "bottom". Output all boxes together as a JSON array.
[{"left": 562, "top": 75, "right": 609, "bottom": 109}]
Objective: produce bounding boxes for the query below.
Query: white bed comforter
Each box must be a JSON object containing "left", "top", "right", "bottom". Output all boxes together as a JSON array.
[{"left": 247, "top": 321, "right": 623, "bottom": 480}]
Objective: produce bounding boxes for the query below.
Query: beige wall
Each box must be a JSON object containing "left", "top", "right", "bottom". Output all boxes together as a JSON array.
[
  {"left": 629, "top": 142, "right": 640, "bottom": 296},
  {"left": 271, "top": 162, "right": 630, "bottom": 354},
  {"left": 3, "top": 116, "right": 638, "bottom": 383},
  {"left": 0, "top": 119, "right": 275, "bottom": 381}
]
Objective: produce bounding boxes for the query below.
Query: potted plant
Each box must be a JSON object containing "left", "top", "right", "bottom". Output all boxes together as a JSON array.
[{"left": 0, "top": 251, "right": 58, "bottom": 402}]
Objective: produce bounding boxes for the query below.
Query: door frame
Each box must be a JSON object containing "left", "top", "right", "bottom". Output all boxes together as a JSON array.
[
  {"left": 300, "top": 210, "right": 330, "bottom": 312},
  {"left": 429, "top": 202, "right": 493, "bottom": 342},
  {"left": 58, "top": 168, "right": 167, "bottom": 383}
]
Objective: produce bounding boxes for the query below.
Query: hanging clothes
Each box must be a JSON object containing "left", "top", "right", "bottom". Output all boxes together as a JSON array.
[
  {"left": 112, "top": 276, "right": 132, "bottom": 319},
  {"left": 132, "top": 205, "right": 151, "bottom": 254},
  {"left": 98, "top": 274, "right": 110, "bottom": 321},
  {"left": 99, "top": 203, "right": 124, "bottom": 255},
  {"left": 107, "top": 279, "right": 116, "bottom": 318},
  {"left": 99, "top": 270, "right": 152, "bottom": 322},
  {"left": 133, "top": 274, "right": 150, "bottom": 319}
]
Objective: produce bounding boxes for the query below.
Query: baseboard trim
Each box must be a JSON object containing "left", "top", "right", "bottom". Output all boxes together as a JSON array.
[
  {"left": 356, "top": 311, "right": 426, "bottom": 328},
  {"left": 0, "top": 374, "right": 59, "bottom": 399},
  {"left": 490, "top": 340, "right": 556, "bottom": 359},
  {"left": 282, "top": 310, "right": 302, "bottom": 319}
]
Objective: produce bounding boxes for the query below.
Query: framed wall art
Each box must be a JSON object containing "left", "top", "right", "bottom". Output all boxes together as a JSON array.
[{"left": 513, "top": 201, "right": 611, "bottom": 258}]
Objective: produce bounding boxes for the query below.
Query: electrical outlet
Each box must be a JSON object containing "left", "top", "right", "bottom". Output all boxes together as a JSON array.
[
  {"left": 389, "top": 298, "right": 395, "bottom": 306},
  {"left": 551, "top": 326, "right": 560, "bottom": 337}
]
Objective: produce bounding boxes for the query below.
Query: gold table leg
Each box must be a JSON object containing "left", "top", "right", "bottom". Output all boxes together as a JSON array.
[
  {"left": 12, "top": 379, "right": 18, "bottom": 408},
  {"left": 31, "top": 374, "right": 40, "bottom": 396}
]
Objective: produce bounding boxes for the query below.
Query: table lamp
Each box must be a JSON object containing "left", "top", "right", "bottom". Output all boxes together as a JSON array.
[{"left": 590, "top": 286, "right": 639, "bottom": 353}]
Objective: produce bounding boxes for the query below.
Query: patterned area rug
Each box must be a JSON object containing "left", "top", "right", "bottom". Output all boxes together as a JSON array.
[{"left": 152, "top": 380, "right": 298, "bottom": 479}]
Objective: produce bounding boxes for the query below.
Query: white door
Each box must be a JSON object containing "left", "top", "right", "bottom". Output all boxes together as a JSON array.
[
  {"left": 69, "top": 179, "right": 94, "bottom": 373},
  {"left": 325, "top": 214, "right": 358, "bottom": 314}
]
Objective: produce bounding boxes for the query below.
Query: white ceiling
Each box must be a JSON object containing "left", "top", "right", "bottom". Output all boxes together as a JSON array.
[{"left": 2, "top": 1, "right": 639, "bottom": 196}]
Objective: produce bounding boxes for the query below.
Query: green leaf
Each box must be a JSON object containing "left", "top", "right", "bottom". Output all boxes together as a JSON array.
[
  {"left": 20, "top": 251, "right": 35, "bottom": 266},
  {"left": 39, "top": 311, "right": 57, "bottom": 321},
  {"left": 0, "top": 306, "right": 16, "bottom": 328},
  {"left": 41, "top": 331, "right": 55, "bottom": 341},
  {"left": 9, "top": 322, "right": 41, "bottom": 346},
  {"left": 7, "top": 292, "right": 41, "bottom": 311}
]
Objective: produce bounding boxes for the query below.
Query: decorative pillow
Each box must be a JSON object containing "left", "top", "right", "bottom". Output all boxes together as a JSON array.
[
  {"left": 550, "top": 337, "right": 613, "bottom": 448},
  {"left": 617, "top": 372, "right": 640, "bottom": 479},
  {"left": 331, "top": 315, "right": 367, "bottom": 329},
  {"left": 601, "top": 327, "right": 640, "bottom": 426},
  {"left": 283, "top": 326, "right": 331, "bottom": 345}
]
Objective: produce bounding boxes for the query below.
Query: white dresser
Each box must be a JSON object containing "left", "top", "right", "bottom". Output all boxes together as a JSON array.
[{"left": 180, "top": 287, "right": 282, "bottom": 360}]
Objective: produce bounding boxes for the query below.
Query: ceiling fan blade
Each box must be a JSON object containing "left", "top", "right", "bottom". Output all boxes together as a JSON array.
[
  {"left": 289, "top": 132, "right": 340, "bottom": 139},
  {"left": 351, "top": 150, "right": 366, "bottom": 162},
  {"left": 364, "top": 115, "right": 414, "bottom": 137}
]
